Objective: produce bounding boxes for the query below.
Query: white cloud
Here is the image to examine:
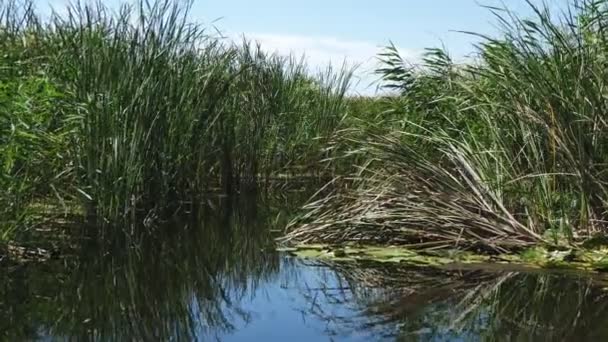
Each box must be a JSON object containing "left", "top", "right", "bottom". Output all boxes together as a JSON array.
[{"left": 232, "top": 32, "right": 421, "bottom": 95}]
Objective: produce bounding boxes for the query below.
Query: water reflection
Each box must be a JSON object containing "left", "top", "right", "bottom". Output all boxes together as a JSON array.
[
  {"left": 3, "top": 193, "right": 608, "bottom": 341},
  {"left": 297, "top": 261, "right": 608, "bottom": 341},
  {"left": 0, "top": 194, "right": 289, "bottom": 341}
]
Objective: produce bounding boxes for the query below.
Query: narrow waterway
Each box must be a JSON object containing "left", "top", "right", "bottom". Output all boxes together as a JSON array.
[{"left": 2, "top": 193, "right": 608, "bottom": 341}]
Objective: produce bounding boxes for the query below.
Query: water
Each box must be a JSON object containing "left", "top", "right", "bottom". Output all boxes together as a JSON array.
[{"left": 2, "top": 194, "right": 608, "bottom": 341}]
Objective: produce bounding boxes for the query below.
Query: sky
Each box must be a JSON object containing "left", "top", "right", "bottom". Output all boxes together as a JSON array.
[
  {"left": 190, "top": 0, "right": 573, "bottom": 93},
  {"left": 44, "top": 0, "right": 572, "bottom": 94}
]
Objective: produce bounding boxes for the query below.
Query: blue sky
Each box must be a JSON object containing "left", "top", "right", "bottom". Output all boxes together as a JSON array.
[
  {"left": 191, "top": 0, "right": 570, "bottom": 93},
  {"left": 45, "top": 0, "right": 572, "bottom": 93}
]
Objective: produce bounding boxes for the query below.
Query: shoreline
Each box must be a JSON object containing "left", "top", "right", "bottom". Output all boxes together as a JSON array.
[{"left": 279, "top": 243, "right": 608, "bottom": 275}]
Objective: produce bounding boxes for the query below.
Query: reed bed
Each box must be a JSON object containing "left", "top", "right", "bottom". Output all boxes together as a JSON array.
[
  {"left": 284, "top": 0, "right": 608, "bottom": 251},
  {"left": 0, "top": 0, "right": 351, "bottom": 238}
]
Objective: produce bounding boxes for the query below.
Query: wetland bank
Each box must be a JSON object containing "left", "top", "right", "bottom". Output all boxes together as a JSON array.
[{"left": 5, "top": 0, "right": 608, "bottom": 340}]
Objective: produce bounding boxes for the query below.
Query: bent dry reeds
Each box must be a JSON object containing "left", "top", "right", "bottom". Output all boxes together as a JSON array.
[{"left": 283, "top": 0, "right": 608, "bottom": 252}]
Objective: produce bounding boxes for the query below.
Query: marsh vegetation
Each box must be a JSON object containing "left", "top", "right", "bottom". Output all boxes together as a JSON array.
[
  {"left": 284, "top": 0, "right": 608, "bottom": 253},
  {"left": 5, "top": 0, "right": 608, "bottom": 253},
  {"left": 5, "top": 0, "right": 608, "bottom": 339},
  {"left": 0, "top": 0, "right": 350, "bottom": 242}
]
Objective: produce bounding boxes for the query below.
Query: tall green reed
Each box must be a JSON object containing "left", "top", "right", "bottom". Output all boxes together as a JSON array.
[
  {"left": 0, "top": 0, "right": 75, "bottom": 240},
  {"left": 0, "top": 0, "right": 352, "bottom": 237}
]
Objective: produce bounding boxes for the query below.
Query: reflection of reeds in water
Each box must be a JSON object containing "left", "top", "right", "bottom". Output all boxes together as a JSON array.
[
  {"left": 296, "top": 260, "right": 608, "bottom": 341},
  {"left": 0, "top": 193, "right": 302, "bottom": 341}
]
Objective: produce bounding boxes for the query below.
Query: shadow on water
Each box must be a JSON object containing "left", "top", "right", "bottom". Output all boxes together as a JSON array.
[{"left": 3, "top": 190, "right": 608, "bottom": 341}]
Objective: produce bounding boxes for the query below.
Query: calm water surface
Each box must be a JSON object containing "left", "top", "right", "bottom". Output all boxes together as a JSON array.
[{"left": 2, "top": 193, "right": 608, "bottom": 341}]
